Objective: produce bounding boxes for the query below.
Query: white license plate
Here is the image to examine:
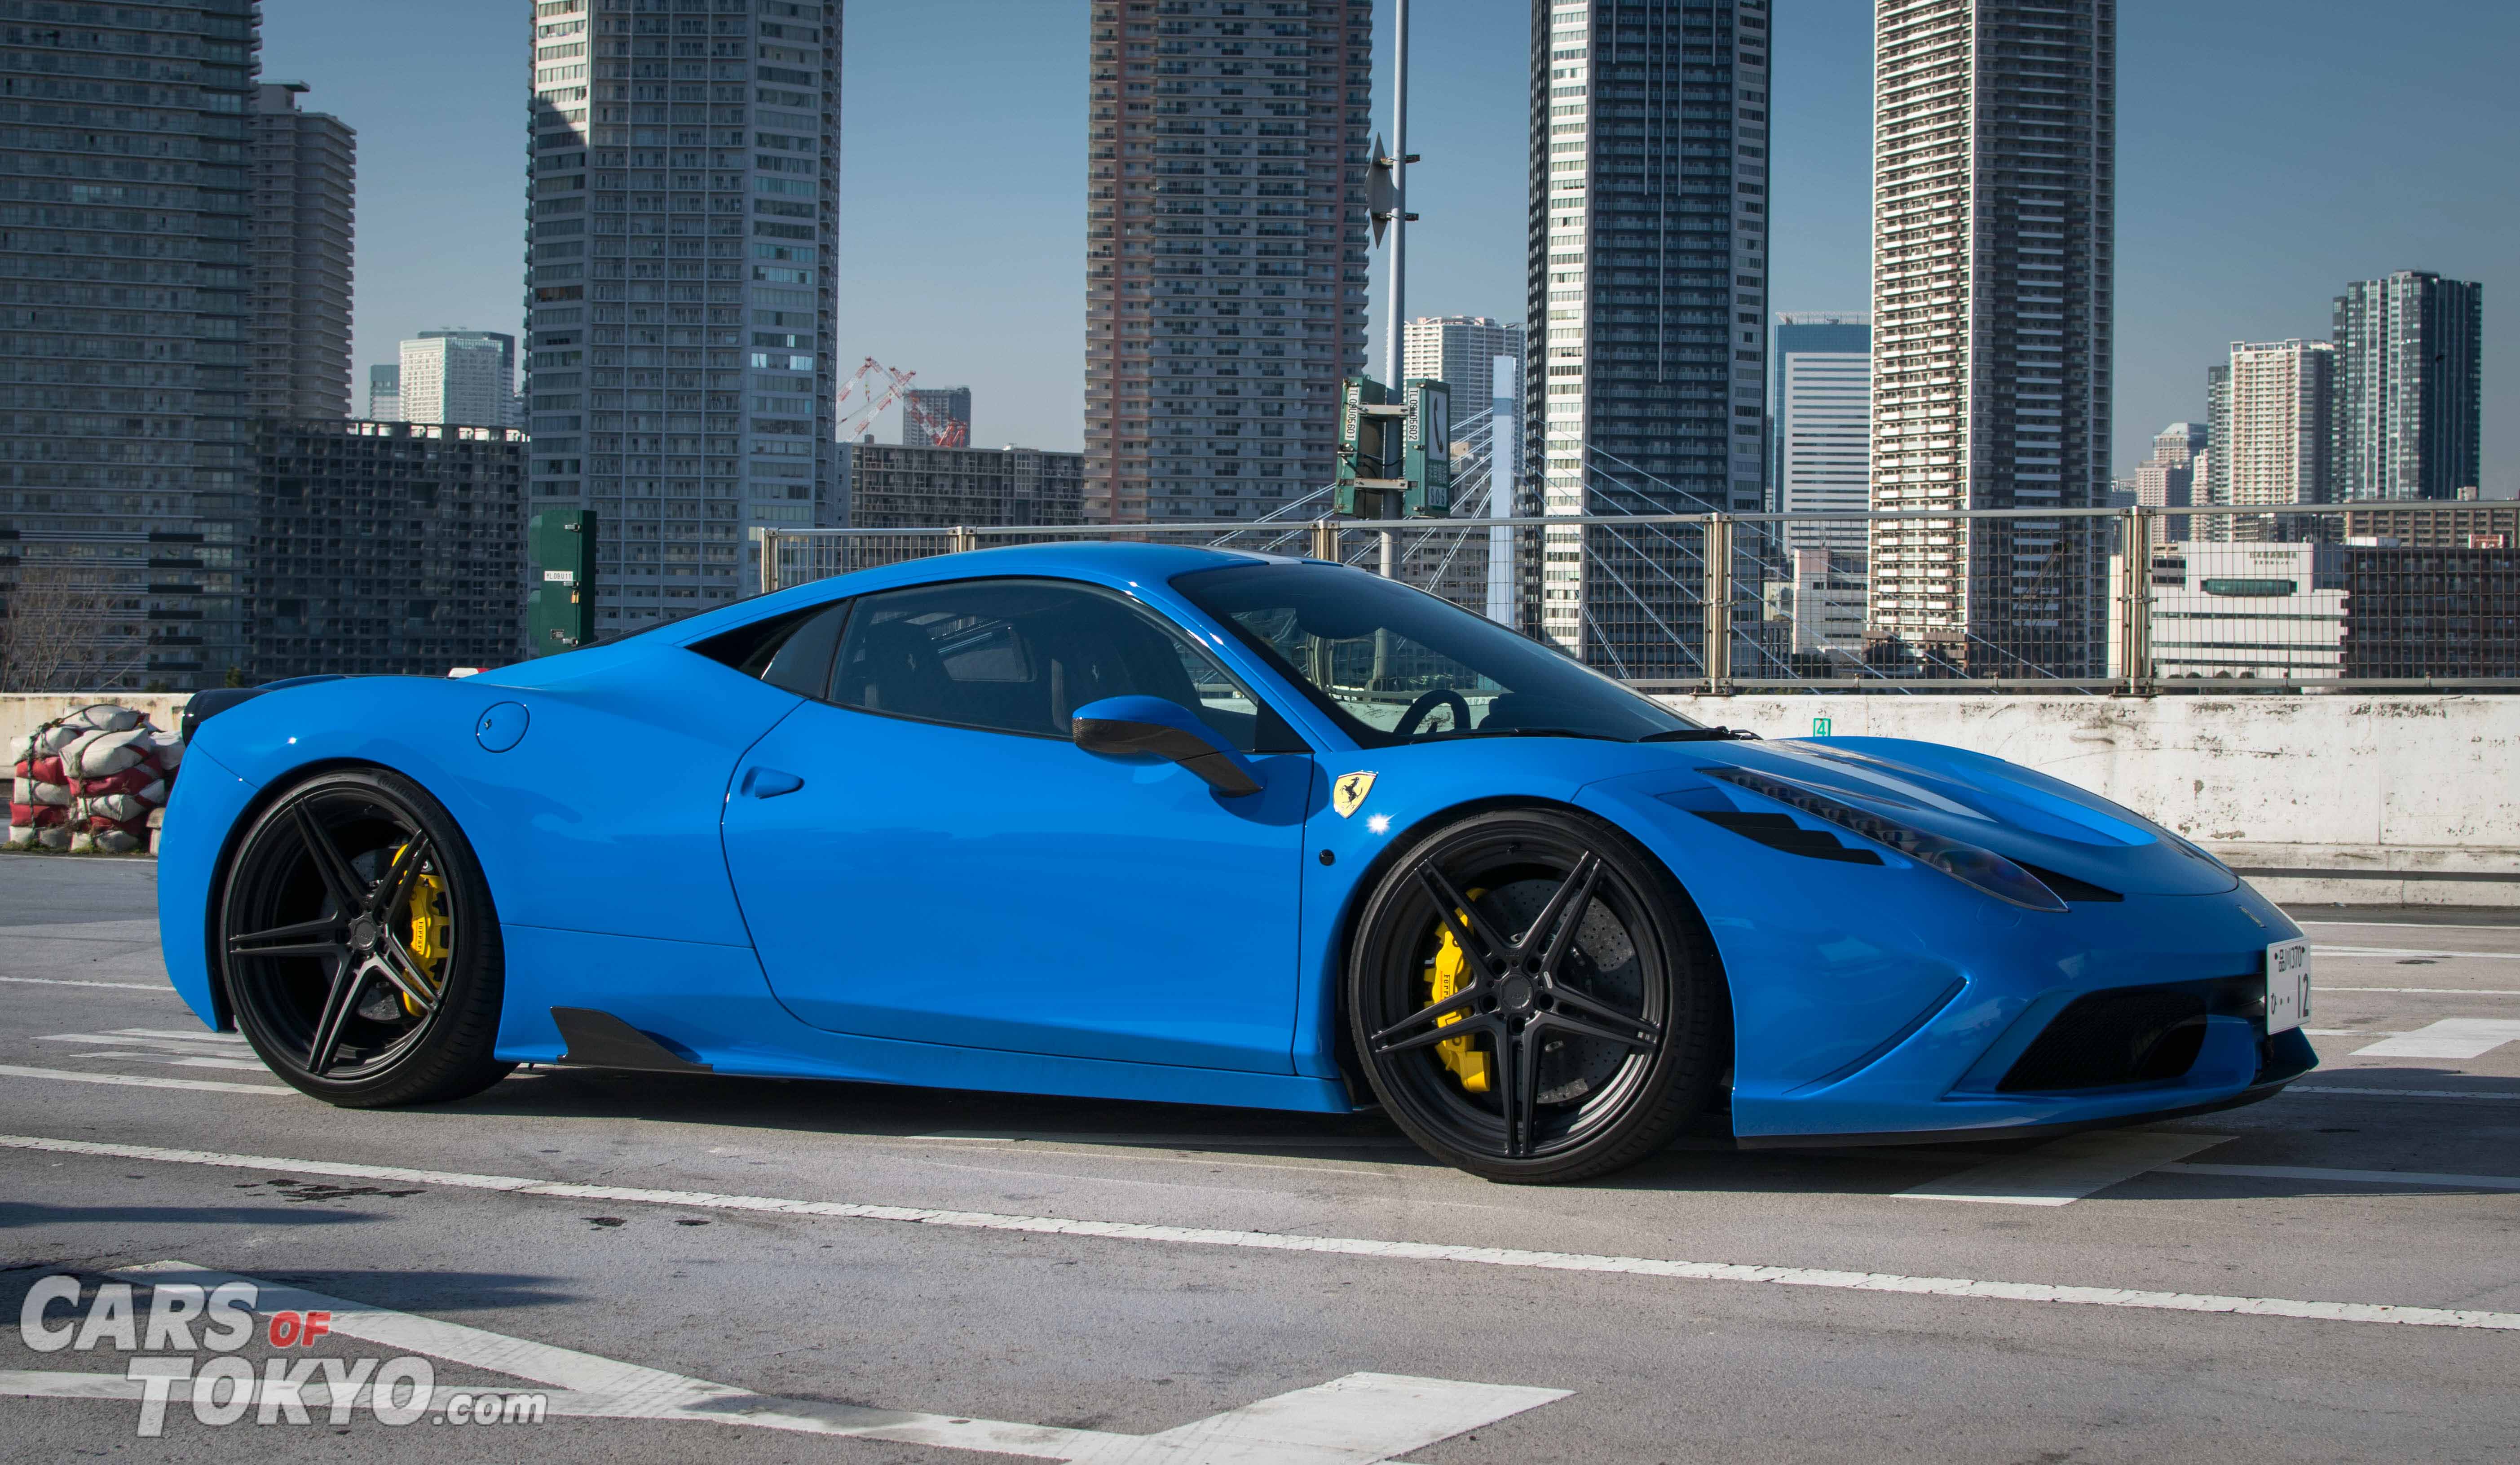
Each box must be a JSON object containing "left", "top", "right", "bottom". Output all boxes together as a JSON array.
[{"left": 2266, "top": 937, "right": 2311, "bottom": 1034}]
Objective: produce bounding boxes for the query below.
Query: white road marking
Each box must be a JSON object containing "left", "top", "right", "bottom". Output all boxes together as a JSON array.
[
  {"left": 2316, "top": 946, "right": 2520, "bottom": 962},
  {"left": 2287, "top": 1084, "right": 2520, "bottom": 1102},
  {"left": 2349, "top": 1019, "right": 2520, "bottom": 1060},
  {"left": 2322, "top": 986, "right": 2520, "bottom": 997},
  {"left": 2159, "top": 1162, "right": 2520, "bottom": 1192},
  {"left": 0, "top": 974, "right": 173, "bottom": 992},
  {"left": 38, "top": 1031, "right": 249, "bottom": 1056},
  {"left": 4, "top": 1262, "right": 1568, "bottom": 1461},
  {"left": 2297, "top": 920, "right": 2520, "bottom": 932},
  {"left": 915, "top": 1131, "right": 1413, "bottom": 1151},
  {"left": 66, "top": 1050, "right": 272, "bottom": 1072},
  {"left": 111, "top": 1027, "right": 247, "bottom": 1044},
  {"left": 5, "top": 1135, "right": 2513, "bottom": 1332},
  {"left": 1068, "top": 1373, "right": 1570, "bottom": 1465},
  {"left": 0, "top": 1064, "right": 283, "bottom": 1094},
  {"left": 1895, "top": 1131, "right": 2231, "bottom": 1207}
]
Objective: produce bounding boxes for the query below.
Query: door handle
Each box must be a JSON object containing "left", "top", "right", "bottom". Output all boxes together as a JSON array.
[{"left": 741, "top": 766, "right": 805, "bottom": 799}]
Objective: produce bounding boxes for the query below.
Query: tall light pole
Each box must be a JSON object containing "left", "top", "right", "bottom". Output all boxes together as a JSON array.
[{"left": 1376, "top": 0, "right": 1410, "bottom": 581}]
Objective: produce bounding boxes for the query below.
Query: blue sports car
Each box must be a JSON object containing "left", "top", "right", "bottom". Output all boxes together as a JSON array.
[{"left": 159, "top": 544, "right": 2317, "bottom": 1182}]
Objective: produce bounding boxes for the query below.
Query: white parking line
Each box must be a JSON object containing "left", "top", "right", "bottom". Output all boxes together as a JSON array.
[
  {"left": 111, "top": 1027, "right": 246, "bottom": 1044},
  {"left": 4, "top": 1261, "right": 1570, "bottom": 1461},
  {"left": 915, "top": 1131, "right": 1413, "bottom": 1151},
  {"left": 2349, "top": 1019, "right": 2520, "bottom": 1060},
  {"left": 1895, "top": 1131, "right": 2230, "bottom": 1207},
  {"left": 2322, "top": 987, "right": 2520, "bottom": 997},
  {"left": 4, "top": 1134, "right": 2512, "bottom": 1332},
  {"left": 67, "top": 1051, "right": 271, "bottom": 1072},
  {"left": 2297, "top": 920, "right": 2520, "bottom": 933},
  {"left": 37, "top": 1032, "right": 250, "bottom": 1056},
  {"left": 2316, "top": 946, "right": 2520, "bottom": 962},
  {"left": 0, "top": 1064, "right": 283, "bottom": 1094},
  {"left": 0, "top": 975, "right": 173, "bottom": 992},
  {"left": 2159, "top": 1162, "right": 2520, "bottom": 1192},
  {"left": 2287, "top": 1084, "right": 2520, "bottom": 1102}
]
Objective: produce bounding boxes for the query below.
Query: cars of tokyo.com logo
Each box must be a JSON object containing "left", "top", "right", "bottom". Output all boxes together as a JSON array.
[{"left": 19, "top": 1275, "right": 547, "bottom": 1436}]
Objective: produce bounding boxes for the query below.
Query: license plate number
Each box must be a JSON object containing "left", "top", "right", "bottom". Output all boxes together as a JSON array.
[{"left": 2266, "top": 938, "right": 2311, "bottom": 1034}]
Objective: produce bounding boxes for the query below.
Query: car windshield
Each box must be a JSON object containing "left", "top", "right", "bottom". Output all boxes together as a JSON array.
[{"left": 1172, "top": 562, "right": 1706, "bottom": 748}]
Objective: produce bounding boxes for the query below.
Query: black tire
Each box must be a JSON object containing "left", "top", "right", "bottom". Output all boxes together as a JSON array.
[
  {"left": 217, "top": 767, "right": 513, "bottom": 1107},
  {"left": 1346, "top": 807, "right": 1721, "bottom": 1183}
]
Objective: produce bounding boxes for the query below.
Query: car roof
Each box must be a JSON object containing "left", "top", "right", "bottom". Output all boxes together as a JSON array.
[{"left": 472, "top": 542, "right": 1319, "bottom": 686}]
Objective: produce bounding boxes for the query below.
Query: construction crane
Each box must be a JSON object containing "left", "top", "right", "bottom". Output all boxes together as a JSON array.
[{"left": 834, "top": 356, "right": 970, "bottom": 447}]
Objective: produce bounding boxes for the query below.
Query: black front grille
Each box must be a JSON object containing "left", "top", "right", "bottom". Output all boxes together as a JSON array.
[{"left": 1999, "top": 978, "right": 2259, "bottom": 1092}]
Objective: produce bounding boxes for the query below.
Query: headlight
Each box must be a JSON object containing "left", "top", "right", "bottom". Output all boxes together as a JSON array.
[{"left": 1702, "top": 766, "right": 2067, "bottom": 913}]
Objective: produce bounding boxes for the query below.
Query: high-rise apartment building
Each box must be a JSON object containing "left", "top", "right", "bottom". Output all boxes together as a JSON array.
[
  {"left": 2223, "top": 339, "right": 2336, "bottom": 536},
  {"left": 247, "top": 82, "right": 354, "bottom": 420},
  {"left": 525, "top": 0, "right": 841, "bottom": 637},
  {"left": 1773, "top": 312, "right": 1871, "bottom": 552},
  {"left": 0, "top": 0, "right": 258, "bottom": 692},
  {"left": 368, "top": 365, "right": 404, "bottom": 422},
  {"left": 2133, "top": 420, "right": 2207, "bottom": 543},
  {"left": 2333, "top": 270, "right": 2483, "bottom": 501},
  {"left": 1402, "top": 315, "right": 1525, "bottom": 422},
  {"left": 419, "top": 328, "right": 522, "bottom": 429},
  {"left": 1869, "top": 0, "right": 2115, "bottom": 676},
  {"left": 399, "top": 331, "right": 514, "bottom": 429},
  {"left": 901, "top": 385, "right": 971, "bottom": 446},
  {"left": 845, "top": 443, "right": 1084, "bottom": 529},
  {"left": 1525, "top": 0, "right": 1773, "bottom": 669},
  {"left": 248, "top": 420, "right": 528, "bottom": 679},
  {"left": 1082, "top": 0, "right": 1373, "bottom": 522}
]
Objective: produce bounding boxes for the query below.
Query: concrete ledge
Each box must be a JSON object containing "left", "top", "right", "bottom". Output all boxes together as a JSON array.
[{"left": 1660, "top": 694, "right": 2520, "bottom": 909}]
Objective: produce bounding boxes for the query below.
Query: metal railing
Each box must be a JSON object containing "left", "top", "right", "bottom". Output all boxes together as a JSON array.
[{"left": 755, "top": 502, "right": 2520, "bottom": 695}]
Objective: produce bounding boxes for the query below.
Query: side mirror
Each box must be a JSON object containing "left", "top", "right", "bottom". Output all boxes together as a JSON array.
[{"left": 1071, "top": 695, "right": 1262, "bottom": 797}]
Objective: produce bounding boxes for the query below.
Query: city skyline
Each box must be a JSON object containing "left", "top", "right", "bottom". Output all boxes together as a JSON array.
[{"left": 256, "top": 0, "right": 2517, "bottom": 493}]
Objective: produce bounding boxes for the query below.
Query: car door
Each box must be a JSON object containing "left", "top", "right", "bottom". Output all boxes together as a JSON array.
[{"left": 719, "top": 577, "right": 1316, "bottom": 1074}]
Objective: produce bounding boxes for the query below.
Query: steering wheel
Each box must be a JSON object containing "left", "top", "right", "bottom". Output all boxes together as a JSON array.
[{"left": 1394, "top": 688, "right": 1472, "bottom": 738}]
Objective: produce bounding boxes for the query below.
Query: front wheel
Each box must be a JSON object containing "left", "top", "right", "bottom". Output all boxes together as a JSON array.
[
  {"left": 1346, "top": 808, "right": 1722, "bottom": 1183},
  {"left": 218, "top": 768, "right": 512, "bottom": 1106}
]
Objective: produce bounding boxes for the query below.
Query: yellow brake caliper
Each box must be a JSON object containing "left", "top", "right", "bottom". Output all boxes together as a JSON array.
[
  {"left": 396, "top": 841, "right": 451, "bottom": 1017},
  {"left": 1425, "top": 887, "right": 1492, "bottom": 1093}
]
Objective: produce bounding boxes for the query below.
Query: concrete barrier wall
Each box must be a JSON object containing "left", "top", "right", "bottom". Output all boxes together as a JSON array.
[
  {"left": 12, "top": 691, "right": 2513, "bottom": 906},
  {"left": 1658, "top": 694, "right": 2520, "bottom": 908}
]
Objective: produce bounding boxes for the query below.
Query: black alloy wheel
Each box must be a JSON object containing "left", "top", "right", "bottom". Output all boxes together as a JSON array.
[
  {"left": 1347, "top": 808, "right": 1721, "bottom": 1183},
  {"left": 218, "top": 768, "right": 512, "bottom": 1106}
]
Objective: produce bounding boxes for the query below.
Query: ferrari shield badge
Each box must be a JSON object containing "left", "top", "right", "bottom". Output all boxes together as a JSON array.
[{"left": 1333, "top": 770, "right": 1377, "bottom": 819}]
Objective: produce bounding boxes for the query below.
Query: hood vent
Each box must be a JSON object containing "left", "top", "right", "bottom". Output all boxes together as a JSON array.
[
  {"left": 1692, "top": 810, "right": 1883, "bottom": 865},
  {"left": 2014, "top": 862, "right": 2124, "bottom": 903}
]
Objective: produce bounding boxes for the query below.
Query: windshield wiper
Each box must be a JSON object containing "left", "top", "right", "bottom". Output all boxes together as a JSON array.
[{"left": 1640, "top": 726, "right": 1760, "bottom": 742}]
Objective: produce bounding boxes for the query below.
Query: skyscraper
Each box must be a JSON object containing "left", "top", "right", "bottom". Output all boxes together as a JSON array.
[
  {"left": 526, "top": 0, "right": 841, "bottom": 636},
  {"left": 1402, "top": 315, "right": 1525, "bottom": 420},
  {"left": 1773, "top": 312, "right": 1871, "bottom": 552},
  {"left": 1082, "top": 0, "right": 1373, "bottom": 522},
  {"left": 369, "top": 365, "right": 404, "bottom": 422},
  {"left": 0, "top": 0, "right": 258, "bottom": 692},
  {"left": 2133, "top": 420, "right": 2207, "bottom": 543},
  {"left": 419, "top": 328, "right": 521, "bottom": 428},
  {"left": 1869, "top": 0, "right": 2114, "bottom": 676},
  {"left": 1525, "top": 0, "right": 1773, "bottom": 668},
  {"left": 397, "top": 332, "right": 513, "bottom": 429},
  {"left": 2333, "top": 270, "right": 2484, "bottom": 501},
  {"left": 2223, "top": 339, "right": 2336, "bottom": 537},
  {"left": 247, "top": 82, "right": 356, "bottom": 420}
]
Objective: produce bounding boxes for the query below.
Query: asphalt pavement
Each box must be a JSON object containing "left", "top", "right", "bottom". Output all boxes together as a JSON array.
[{"left": 2, "top": 852, "right": 2516, "bottom": 1462}]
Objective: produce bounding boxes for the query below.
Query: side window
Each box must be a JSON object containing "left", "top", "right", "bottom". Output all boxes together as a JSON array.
[
  {"left": 690, "top": 601, "right": 850, "bottom": 699},
  {"left": 828, "top": 579, "right": 1300, "bottom": 752}
]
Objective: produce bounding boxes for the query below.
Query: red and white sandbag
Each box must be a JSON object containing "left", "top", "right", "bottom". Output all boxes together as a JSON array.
[
  {"left": 62, "top": 726, "right": 162, "bottom": 781},
  {"left": 81, "top": 791, "right": 163, "bottom": 825},
  {"left": 73, "top": 766, "right": 165, "bottom": 799}
]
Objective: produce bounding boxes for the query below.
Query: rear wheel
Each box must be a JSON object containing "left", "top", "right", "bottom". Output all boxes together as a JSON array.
[
  {"left": 218, "top": 769, "right": 511, "bottom": 1106},
  {"left": 1346, "top": 808, "right": 1721, "bottom": 1183}
]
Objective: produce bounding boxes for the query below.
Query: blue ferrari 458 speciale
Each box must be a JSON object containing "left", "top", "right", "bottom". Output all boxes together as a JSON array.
[{"left": 159, "top": 543, "right": 2317, "bottom": 1182}]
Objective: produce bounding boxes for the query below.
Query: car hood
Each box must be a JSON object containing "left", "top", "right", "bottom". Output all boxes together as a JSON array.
[{"left": 1644, "top": 735, "right": 2238, "bottom": 898}]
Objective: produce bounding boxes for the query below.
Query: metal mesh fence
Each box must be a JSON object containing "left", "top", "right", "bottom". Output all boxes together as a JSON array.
[{"left": 756, "top": 503, "right": 2520, "bottom": 693}]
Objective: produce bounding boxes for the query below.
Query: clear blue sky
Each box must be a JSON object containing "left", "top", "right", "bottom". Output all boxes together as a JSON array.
[{"left": 266, "top": 0, "right": 2518, "bottom": 493}]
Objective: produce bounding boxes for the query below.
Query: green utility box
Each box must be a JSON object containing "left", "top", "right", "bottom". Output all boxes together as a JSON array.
[{"left": 526, "top": 508, "right": 596, "bottom": 655}]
